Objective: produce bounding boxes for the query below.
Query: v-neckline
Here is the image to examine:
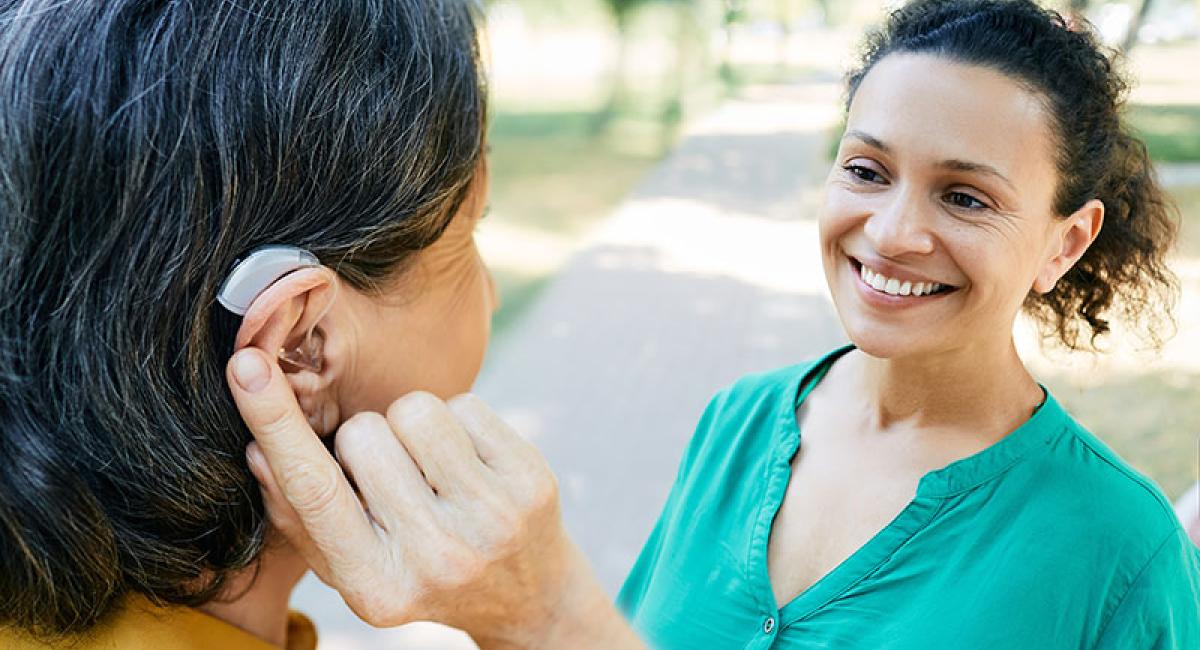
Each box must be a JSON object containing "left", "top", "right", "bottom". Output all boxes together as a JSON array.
[{"left": 748, "top": 345, "right": 1064, "bottom": 627}]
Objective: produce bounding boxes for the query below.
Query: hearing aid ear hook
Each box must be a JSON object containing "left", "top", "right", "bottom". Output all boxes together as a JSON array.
[{"left": 217, "top": 245, "right": 338, "bottom": 373}]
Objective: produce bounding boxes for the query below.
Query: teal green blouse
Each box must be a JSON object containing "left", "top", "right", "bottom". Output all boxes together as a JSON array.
[{"left": 617, "top": 346, "right": 1200, "bottom": 649}]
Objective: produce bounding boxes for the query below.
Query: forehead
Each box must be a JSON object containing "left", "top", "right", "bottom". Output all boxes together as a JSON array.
[{"left": 847, "top": 53, "right": 1057, "bottom": 184}]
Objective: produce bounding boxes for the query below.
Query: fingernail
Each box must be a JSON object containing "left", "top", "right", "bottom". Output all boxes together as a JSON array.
[{"left": 232, "top": 350, "right": 270, "bottom": 393}]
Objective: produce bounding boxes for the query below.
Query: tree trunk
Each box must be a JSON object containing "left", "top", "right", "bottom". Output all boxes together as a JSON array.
[
  {"left": 1120, "top": 0, "right": 1155, "bottom": 53},
  {"left": 594, "top": 9, "right": 632, "bottom": 135},
  {"left": 661, "top": 3, "right": 698, "bottom": 151}
]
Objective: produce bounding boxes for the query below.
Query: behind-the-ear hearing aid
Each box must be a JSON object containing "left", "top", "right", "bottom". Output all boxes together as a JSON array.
[{"left": 218, "top": 245, "right": 336, "bottom": 372}]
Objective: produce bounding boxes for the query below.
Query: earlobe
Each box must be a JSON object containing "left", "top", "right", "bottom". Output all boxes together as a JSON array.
[{"left": 1032, "top": 199, "right": 1104, "bottom": 294}]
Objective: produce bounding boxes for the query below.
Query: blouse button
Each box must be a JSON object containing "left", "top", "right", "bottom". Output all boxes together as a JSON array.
[{"left": 763, "top": 617, "right": 776, "bottom": 634}]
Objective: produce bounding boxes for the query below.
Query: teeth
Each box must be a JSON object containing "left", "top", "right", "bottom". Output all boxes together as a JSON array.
[{"left": 858, "top": 262, "right": 946, "bottom": 297}]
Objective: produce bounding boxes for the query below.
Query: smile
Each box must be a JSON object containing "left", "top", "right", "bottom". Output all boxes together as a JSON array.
[{"left": 850, "top": 258, "right": 957, "bottom": 299}]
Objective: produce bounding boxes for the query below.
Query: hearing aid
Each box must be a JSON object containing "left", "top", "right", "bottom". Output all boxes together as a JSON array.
[{"left": 218, "top": 245, "right": 336, "bottom": 372}]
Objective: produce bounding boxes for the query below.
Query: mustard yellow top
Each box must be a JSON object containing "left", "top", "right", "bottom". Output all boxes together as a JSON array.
[{"left": 1, "top": 595, "right": 318, "bottom": 650}]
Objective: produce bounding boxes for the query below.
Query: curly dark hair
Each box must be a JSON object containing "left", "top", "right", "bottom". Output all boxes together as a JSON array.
[
  {"left": 846, "top": 0, "right": 1179, "bottom": 349},
  {"left": 0, "top": 0, "right": 485, "bottom": 637}
]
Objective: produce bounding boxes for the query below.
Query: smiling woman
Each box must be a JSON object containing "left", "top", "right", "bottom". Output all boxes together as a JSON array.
[{"left": 617, "top": 1, "right": 1200, "bottom": 648}]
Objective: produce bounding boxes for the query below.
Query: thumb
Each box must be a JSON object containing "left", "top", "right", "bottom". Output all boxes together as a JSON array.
[
  {"left": 226, "top": 347, "right": 382, "bottom": 582},
  {"left": 227, "top": 347, "right": 317, "bottom": 448}
]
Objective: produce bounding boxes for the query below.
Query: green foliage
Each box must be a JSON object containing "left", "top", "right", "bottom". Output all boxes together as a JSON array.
[
  {"left": 1128, "top": 104, "right": 1200, "bottom": 163},
  {"left": 604, "top": 0, "right": 648, "bottom": 22}
]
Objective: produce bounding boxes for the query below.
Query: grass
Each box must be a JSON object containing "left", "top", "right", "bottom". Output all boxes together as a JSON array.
[
  {"left": 488, "top": 110, "right": 663, "bottom": 237},
  {"left": 1128, "top": 104, "right": 1200, "bottom": 163},
  {"left": 484, "top": 108, "right": 666, "bottom": 335},
  {"left": 1046, "top": 371, "right": 1200, "bottom": 499}
]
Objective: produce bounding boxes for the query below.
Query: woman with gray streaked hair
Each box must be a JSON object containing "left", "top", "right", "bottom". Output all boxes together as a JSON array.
[{"left": 0, "top": 1, "right": 579, "bottom": 647}]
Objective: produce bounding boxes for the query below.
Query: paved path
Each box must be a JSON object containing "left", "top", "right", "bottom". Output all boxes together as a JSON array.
[{"left": 291, "top": 79, "right": 847, "bottom": 649}]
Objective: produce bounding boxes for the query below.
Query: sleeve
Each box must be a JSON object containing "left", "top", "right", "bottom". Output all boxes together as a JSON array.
[
  {"left": 1095, "top": 529, "right": 1200, "bottom": 649},
  {"left": 614, "top": 386, "right": 731, "bottom": 620}
]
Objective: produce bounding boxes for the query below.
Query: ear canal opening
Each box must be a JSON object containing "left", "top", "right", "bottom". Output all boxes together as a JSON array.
[{"left": 277, "top": 267, "right": 339, "bottom": 373}]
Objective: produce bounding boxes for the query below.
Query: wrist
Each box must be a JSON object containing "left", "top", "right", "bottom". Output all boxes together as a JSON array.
[{"left": 473, "top": 542, "right": 642, "bottom": 650}]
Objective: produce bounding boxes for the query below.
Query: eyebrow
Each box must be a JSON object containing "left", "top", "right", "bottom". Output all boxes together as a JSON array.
[
  {"left": 843, "top": 129, "right": 889, "bottom": 153},
  {"left": 843, "top": 129, "right": 1016, "bottom": 192},
  {"left": 935, "top": 159, "right": 1017, "bottom": 192}
]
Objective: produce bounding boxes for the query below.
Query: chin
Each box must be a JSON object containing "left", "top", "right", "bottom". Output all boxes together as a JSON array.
[{"left": 839, "top": 316, "right": 941, "bottom": 361}]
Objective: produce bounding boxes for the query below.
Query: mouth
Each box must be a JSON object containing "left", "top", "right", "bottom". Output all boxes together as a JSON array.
[{"left": 848, "top": 257, "right": 958, "bottom": 299}]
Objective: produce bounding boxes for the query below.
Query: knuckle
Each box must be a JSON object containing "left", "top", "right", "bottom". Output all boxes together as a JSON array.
[
  {"left": 388, "top": 391, "right": 442, "bottom": 421},
  {"left": 342, "top": 410, "right": 389, "bottom": 434},
  {"left": 279, "top": 461, "right": 343, "bottom": 518},
  {"left": 445, "top": 392, "right": 484, "bottom": 416},
  {"left": 255, "top": 406, "right": 303, "bottom": 440},
  {"left": 431, "top": 545, "right": 486, "bottom": 590},
  {"left": 335, "top": 412, "right": 388, "bottom": 457},
  {"left": 525, "top": 468, "right": 560, "bottom": 515},
  {"left": 487, "top": 510, "right": 527, "bottom": 556},
  {"left": 349, "top": 589, "right": 411, "bottom": 628}
]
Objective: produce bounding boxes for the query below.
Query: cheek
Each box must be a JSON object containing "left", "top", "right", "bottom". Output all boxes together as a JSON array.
[{"left": 818, "top": 186, "right": 865, "bottom": 260}]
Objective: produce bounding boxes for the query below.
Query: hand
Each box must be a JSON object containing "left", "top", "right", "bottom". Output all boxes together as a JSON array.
[{"left": 226, "top": 347, "right": 643, "bottom": 649}]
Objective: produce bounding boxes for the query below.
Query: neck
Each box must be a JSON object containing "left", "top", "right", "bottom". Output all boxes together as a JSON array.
[
  {"left": 198, "top": 540, "right": 309, "bottom": 647},
  {"left": 852, "top": 336, "right": 1042, "bottom": 435}
]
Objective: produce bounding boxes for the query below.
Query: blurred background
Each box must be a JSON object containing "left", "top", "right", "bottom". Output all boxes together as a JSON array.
[{"left": 294, "top": 0, "right": 1200, "bottom": 647}]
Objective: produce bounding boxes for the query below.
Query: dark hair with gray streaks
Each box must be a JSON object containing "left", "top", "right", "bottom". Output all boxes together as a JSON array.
[{"left": 0, "top": 0, "right": 485, "bottom": 636}]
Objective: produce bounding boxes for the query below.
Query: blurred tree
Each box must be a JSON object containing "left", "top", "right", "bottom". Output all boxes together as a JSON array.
[
  {"left": 594, "top": 0, "right": 648, "bottom": 133},
  {"left": 1066, "top": 0, "right": 1156, "bottom": 52},
  {"left": 1120, "top": 0, "right": 1155, "bottom": 52},
  {"left": 719, "top": 0, "right": 748, "bottom": 87},
  {"left": 657, "top": 0, "right": 710, "bottom": 148},
  {"left": 814, "top": 0, "right": 832, "bottom": 25}
]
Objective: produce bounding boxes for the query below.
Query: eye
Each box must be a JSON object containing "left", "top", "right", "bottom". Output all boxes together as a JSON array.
[
  {"left": 844, "top": 164, "right": 885, "bottom": 184},
  {"left": 944, "top": 191, "right": 989, "bottom": 210}
]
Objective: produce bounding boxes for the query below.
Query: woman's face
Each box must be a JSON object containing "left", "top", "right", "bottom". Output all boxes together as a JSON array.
[
  {"left": 336, "top": 167, "right": 498, "bottom": 415},
  {"left": 820, "top": 53, "right": 1067, "bottom": 360}
]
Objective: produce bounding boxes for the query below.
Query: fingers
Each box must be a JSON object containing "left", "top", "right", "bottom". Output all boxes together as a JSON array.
[
  {"left": 333, "top": 411, "right": 435, "bottom": 533},
  {"left": 227, "top": 348, "right": 382, "bottom": 581},
  {"left": 446, "top": 394, "right": 559, "bottom": 515},
  {"left": 447, "top": 393, "right": 543, "bottom": 475},
  {"left": 385, "top": 392, "right": 490, "bottom": 498},
  {"left": 247, "top": 442, "right": 332, "bottom": 579}
]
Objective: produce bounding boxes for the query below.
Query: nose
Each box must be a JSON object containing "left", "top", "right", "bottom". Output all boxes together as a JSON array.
[{"left": 863, "top": 187, "right": 935, "bottom": 258}]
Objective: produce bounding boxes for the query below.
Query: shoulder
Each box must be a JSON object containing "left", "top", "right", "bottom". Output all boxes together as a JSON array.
[
  {"left": 1044, "top": 410, "right": 1184, "bottom": 543},
  {"left": 702, "top": 344, "right": 852, "bottom": 423},
  {"left": 703, "top": 362, "right": 810, "bottom": 419},
  {"left": 1015, "top": 401, "right": 1195, "bottom": 598},
  {"left": 676, "top": 346, "right": 849, "bottom": 481}
]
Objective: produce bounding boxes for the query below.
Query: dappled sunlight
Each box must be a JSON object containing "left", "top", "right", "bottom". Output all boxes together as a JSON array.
[
  {"left": 590, "top": 196, "right": 830, "bottom": 297},
  {"left": 476, "top": 240, "right": 845, "bottom": 594},
  {"left": 476, "top": 220, "right": 579, "bottom": 277},
  {"left": 688, "top": 84, "right": 843, "bottom": 137}
]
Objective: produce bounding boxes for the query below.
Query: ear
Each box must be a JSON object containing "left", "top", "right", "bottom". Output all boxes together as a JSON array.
[
  {"left": 232, "top": 267, "right": 342, "bottom": 434},
  {"left": 1032, "top": 199, "right": 1104, "bottom": 294}
]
